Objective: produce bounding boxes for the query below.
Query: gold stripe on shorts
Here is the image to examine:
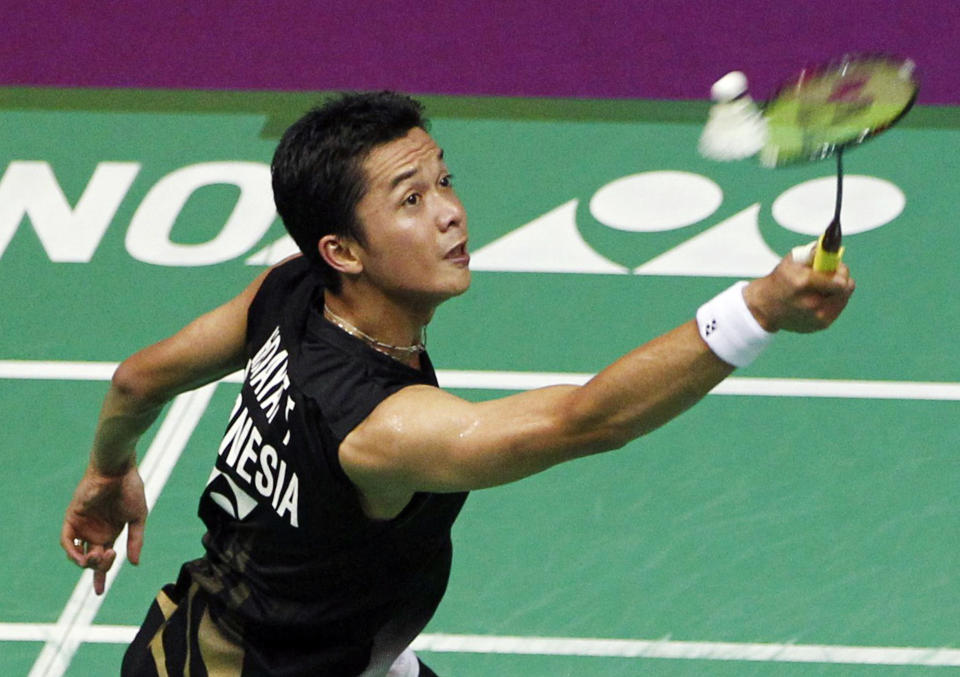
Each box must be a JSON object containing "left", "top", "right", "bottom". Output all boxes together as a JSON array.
[
  {"left": 147, "top": 590, "right": 176, "bottom": 677},
  {"left": 198, "top": 605, "right": 245, "bottom": 675}
]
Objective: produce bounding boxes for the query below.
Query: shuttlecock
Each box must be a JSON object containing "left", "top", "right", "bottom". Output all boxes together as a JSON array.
[{"left": 698, "top": 71, "right": 768, "bottom": 161}]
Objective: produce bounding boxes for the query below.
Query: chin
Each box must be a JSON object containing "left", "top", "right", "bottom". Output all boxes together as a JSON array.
[
  {"left": 449, "top": 269, "right": 472, "bottom": 296},
  {"left": 403, "top": 271, "right": 472, "bottom": 309},
  {"left": 433, "top": 270, "right": 472, "bottom": 304}
]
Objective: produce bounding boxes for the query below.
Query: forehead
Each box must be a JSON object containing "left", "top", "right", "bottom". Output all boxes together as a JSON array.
[{"left": 361, "top": 127, "right": 442, "bottom": 190}]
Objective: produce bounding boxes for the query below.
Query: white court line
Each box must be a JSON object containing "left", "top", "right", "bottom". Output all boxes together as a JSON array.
[
  {"left": 0, "top": 623, "right": 136, "bottom": 644},
  {"left": 4, "top": 360, "right": 960, "bottom": 400},
  {"left": 28, "top": 384, "right": 218, "bottom": 677},
  {"left": 2, "top": 624, "right": 958, "bottom": 667},
  {"left": 0, "top": 360, "right": 119, "bottom": 381},
  {"left": 713, "top": 376, "right": 960, "bottom": 401},
  {"left": 441, "top": 371, "right": 960, "bottom": 401},
  {"left": 413, "top": 634, "right": 960, "bottom": 667}
]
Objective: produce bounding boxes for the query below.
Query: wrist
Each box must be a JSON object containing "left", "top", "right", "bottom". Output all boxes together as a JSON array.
[
  {"left": 89, "top": 452, "right": 136, "bottom": 478},
  {"left": 741, "top": 279, "right": 780, "bottom": 333},
  {"left": 696, "top": 281, "right": 775, "bottom": 368}
]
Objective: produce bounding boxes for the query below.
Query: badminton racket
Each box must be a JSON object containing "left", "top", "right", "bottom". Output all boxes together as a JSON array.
[{"left": 759, "top": 54, "right": 919, "bottom": 271}]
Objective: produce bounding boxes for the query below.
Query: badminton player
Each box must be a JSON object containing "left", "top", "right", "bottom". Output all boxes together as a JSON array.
[{"left": 61, "top": 91, "right": 855, "bottom": 676}]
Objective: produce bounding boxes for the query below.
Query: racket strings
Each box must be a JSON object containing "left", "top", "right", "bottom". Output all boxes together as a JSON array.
[{"left": 760, "top": 55, "right": 918, "bottom": 167}]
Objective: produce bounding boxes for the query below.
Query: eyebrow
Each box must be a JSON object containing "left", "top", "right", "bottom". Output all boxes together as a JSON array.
[{"left": 388, "top": 149, "right": 445, "bottom": 190}]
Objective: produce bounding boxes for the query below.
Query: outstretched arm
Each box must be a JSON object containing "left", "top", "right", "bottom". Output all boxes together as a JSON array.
[
  {"left": 340, "top": 254, "right": 855, "bottom": 519},
  {"left": 61, "top": 264, "right": 276, "bottom": 594}
]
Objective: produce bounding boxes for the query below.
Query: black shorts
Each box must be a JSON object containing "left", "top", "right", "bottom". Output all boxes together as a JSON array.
[
  {"left": 122, "top": 572, "right": 244, "bottom": 676},
  {"left": 122, "top": 570, "right": 441, "bottom": 676}
]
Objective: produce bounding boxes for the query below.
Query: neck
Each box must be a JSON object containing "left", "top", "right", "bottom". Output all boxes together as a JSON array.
[{"left": 322, "top": 288, "right": 431, "bottom": 367}]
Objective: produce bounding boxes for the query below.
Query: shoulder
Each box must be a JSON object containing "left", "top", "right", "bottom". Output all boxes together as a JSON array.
[
  {"left": 245, "top": 255, "right": 319, "bottom": 342},
  {"left": 337, "top": 384, "right": 462, "bottom": 519},
  {"left": 251, "top": 255, "right": 316, "bottom": 304},
  {"left": 337, "top": 384, "right": 471, "bottom": 484}
]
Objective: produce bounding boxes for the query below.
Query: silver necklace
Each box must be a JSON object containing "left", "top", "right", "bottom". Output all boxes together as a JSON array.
[{"left": 323, "top": 304, "right": 425, "bottom": 359}]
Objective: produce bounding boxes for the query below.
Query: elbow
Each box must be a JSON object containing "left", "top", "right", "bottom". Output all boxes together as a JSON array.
[
  {"left": 110, "top": 360, "right": 139, "bottom": 398},
  {"left": 585, "top": 422, "right": 637, "bottom": 455},
  {"left": 110, "top": 357, "right": 167, "bottom": 409}
]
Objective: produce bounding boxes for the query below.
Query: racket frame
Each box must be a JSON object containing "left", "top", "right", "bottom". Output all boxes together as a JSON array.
[{"left": 759, "top": 52, "right": 919, "bottom": 168}]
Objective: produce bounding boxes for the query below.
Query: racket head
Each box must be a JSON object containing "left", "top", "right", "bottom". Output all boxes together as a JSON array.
[{"left": 759, "top": 53, "right": 919, "bottom": 168}]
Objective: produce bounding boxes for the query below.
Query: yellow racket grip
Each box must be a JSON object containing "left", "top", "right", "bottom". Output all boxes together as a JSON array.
[{"left": 812, "top": 233, "right": 845, "bottom": 272}]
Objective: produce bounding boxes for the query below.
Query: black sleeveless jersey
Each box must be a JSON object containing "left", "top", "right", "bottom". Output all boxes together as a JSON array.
[{"left": 186, "top": 257, "right": 468, "bottom": 675}]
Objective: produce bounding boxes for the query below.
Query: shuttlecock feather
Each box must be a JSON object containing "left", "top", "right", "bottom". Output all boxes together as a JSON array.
[{"left": 698, "top": 71, "right": 768, "bottom": 161}]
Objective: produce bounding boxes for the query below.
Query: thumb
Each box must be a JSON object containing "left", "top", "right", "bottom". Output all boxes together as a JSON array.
[
  {"left": 126, "top": 519, "right": 145, "bottom": 566},
  {"left": 790, "top": 240, "right": 818, "bottom": 266}
]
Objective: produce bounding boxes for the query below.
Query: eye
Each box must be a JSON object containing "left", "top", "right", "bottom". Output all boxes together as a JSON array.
[
  {"left": 403, "top": 192, "right": 421, "bottom": 207},
  {"left": 439, "top": 174, "right": 454, "bottom": 188}
]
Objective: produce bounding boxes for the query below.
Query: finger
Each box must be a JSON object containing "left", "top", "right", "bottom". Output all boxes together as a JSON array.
[
  {"left": 806, "top": 266, "right": 853, "bottom": 295},
  {"left": 827, "top": 271, "right": 856, "bottom": 297},
  {"left": 93, "top": 569, "right": 107, "bottom": 595},
  {"left": 100, "top": 548, "right": 117, "bottom": 573},
  {"left": 62, "top": 539, "right": 82, "bottom": 565},
  {"left": 65, "top": 546, "right": 86, "bottom": 567},
  {"left": 91, "top": 548, "right": 117, "bottom": 596},
  {"left": 127, "top": 520, "right": 145, "bottom": 566},
  {"left": 60, "top": 526, "right": 87, "bottom": 566},
  {"left": 824, "top": 262, "right": 850, "bottom": 284},
  {"left": 833, "top": 264, "right": 856, "bottom": 292},
  {"left": 83, "top": 543, "right": 108, "bottom": 570}
]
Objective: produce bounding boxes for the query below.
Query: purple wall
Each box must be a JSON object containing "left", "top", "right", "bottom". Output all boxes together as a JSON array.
[{"left": 3, "top": 1, "right": 957, "bottom": 104}]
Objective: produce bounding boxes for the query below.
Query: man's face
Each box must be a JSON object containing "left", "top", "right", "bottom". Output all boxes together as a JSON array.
[{"left": 352, "top": 127, "right": 470, "bottom": 308}]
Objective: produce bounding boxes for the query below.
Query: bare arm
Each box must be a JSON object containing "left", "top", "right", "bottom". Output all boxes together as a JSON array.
[
  {"left": 61, "top": 263, "right": 278, "bottom": 593},
  {"left": 340, "top": 255, "right": 855, "bottom": 519},
  {"left": 87, "top": 275, "right": 268, "bottom": 475}
]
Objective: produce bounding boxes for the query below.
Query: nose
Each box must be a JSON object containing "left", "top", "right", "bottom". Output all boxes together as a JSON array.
[{"left": 437, "top": 191, "right": 466, "bottom": 232}]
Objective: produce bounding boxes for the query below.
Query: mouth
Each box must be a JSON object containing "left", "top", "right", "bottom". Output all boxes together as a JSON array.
[{"left": 444, "top": 241, "right": 470, "bottom": 265}]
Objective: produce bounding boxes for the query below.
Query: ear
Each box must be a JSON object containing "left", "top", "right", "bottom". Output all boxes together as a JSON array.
[{"left": 318, "top": 235, "right": 364, "bottom": 276}]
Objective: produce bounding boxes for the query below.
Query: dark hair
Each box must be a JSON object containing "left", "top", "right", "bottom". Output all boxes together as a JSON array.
[{"left": 271, "top": 91, "right": 427, "bottom": 291}]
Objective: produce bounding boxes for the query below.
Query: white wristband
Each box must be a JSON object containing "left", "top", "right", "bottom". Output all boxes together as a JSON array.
[{"left": 696, "top": 281, "right": 774, "bottom": 367}]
